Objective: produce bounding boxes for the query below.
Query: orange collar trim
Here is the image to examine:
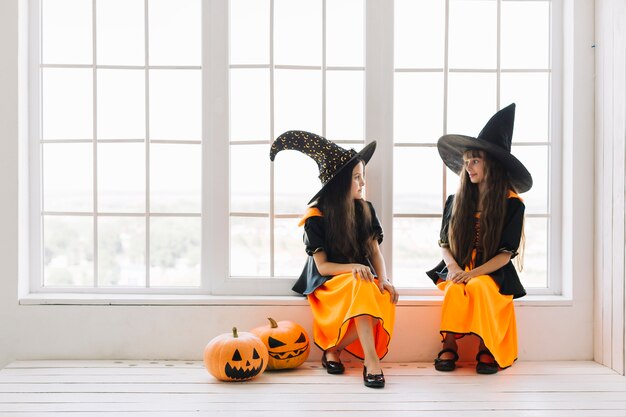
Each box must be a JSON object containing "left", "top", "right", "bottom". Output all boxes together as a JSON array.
[
  {"left": 508, "top": 190, "right": 523, "bottom": 202},
  {"left": 298, "top": 207, "right": 323, "bottom": 227}
]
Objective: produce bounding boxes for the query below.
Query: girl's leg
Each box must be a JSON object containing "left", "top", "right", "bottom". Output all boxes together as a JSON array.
[
  {"left": 354, "top": 315, "right": 382, "bottom": 373},
  {"left": 324, "top": 319, "right": 358, "bottom": 362},
  {"left": 478, "top": 338, "right": 496, "bottom": 363},
  {"left": 439, "top": 332, "right": 458, "bottom": 359}
]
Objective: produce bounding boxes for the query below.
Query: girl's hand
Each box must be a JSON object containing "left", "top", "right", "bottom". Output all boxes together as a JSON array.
[
  {"left": 351, "top": 264, "right": 375, "bottom": 282},
  {"left": 378, "top": 279, "right": 399, "bottom": 304},
  {"left": 448, "top": 268, "right": 475, "bottom": 284},
  {"left": 446, "top": 262, "right": 469, "bottom": 283}
]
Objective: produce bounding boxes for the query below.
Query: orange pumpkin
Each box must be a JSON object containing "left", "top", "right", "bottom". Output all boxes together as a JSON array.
[
  {"left": 203, "top": 327, "right": 268, "bottom": 381},
  {"left": 251, "top": 317, "right": 310, "bottom": 370}
]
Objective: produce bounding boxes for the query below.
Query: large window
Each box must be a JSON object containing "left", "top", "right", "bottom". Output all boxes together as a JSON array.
[
  {"left": 30, "top": 0, "right": 556, "bottom": 296},
  {"left": 34, "top": 0, "right": 201, "bottom": 291},
  {"left": 392, "top": 0, "right": 553, "bottom": 292}
]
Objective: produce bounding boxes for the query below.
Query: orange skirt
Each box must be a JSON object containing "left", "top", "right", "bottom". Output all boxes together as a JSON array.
[
  {"left": 307, "top": 273, "right": 395, "bottom": 360},
  {"left": 437, "top": 275, "right": 518, "bottom": 368}
]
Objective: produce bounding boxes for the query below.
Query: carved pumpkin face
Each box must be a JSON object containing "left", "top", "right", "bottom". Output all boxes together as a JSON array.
[
  {"left": 251, "top": 318, "right": 310, "bottom": 370},
  {"left": 204, "top": 327, "right": 268, "bottom": 381}
]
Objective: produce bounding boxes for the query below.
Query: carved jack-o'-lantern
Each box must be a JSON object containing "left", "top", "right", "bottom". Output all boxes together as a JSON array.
[
  {"left": 203, "top": 327, "right": 268, "bottom": 381},
  {"left": 251, "top": 317, "right": 310, "bottom": 370}
]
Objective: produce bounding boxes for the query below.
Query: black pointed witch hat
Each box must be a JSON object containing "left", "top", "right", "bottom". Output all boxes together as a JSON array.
[
  {"left": 437, "top": 103, "right": 533, "bottom": 193},
  {"left": 270, "top": 130, "right": 377, "bottom": 204}
]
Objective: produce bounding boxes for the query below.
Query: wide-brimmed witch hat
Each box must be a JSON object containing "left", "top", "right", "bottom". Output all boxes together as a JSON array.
[
  {"left": 270, "top": 130, "right": 377, "bottom": 204},
  {"left": 437, "top": 103, "right": 533, "bottom": 193}
]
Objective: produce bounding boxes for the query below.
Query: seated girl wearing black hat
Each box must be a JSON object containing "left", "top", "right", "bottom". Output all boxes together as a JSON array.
[
  {"left": 271, "top": 131, "right": 398, "bottom": 388},
  {"left": 427, "top": 104, "right": 531, "bottom": 374}
]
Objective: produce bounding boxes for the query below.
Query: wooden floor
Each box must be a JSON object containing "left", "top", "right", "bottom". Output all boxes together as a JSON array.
[{"left": 1, "top": 360, "right": 626, "bottom": 416}]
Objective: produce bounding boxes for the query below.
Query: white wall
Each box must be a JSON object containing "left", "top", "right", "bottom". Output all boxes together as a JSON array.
[
  {"left": 0, "top": 0, "right": 596, "bottom": 368},
  {"left": 594, "top": 0, "right": 626, "bottom": 374},
  {"left": 0, "top": 0, "right": 20, "bottom": 369}
]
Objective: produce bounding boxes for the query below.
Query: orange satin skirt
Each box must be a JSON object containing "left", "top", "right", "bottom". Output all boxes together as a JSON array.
[
  {"left": 437, "top": 275, "right": 518, "bottom": 368},
  {"left": 307, "top": 273, "right": 395, "bottom": 360}
]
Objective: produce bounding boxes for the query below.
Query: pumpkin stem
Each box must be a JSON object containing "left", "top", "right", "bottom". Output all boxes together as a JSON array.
[
  {"left": 232, "top": 327, "right": 238, "bottom": 338},
  {"left": 267, "top": 317, "right": 278, "bottom": 328}
]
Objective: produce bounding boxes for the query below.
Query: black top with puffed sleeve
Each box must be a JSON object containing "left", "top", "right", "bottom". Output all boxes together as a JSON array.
[
  {"left": 292, "top": 201, "right": 383, "bottom": 295},
  {"left": 425, "top": 194, "right": 527, "bottom": 299}
]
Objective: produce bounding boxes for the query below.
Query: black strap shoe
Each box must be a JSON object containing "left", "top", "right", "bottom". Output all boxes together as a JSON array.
[
  {"left": 321, "top": 351, "right": 345, "bottom": 374},
  {"left": 475, "top": 350, "right": 499, "bottom": 374},
  {"left": 434, "top": 348, "right": 459, "bottom": 372},
  {"left": 363, "top": 366, "right": 385, "bottom": 388}
]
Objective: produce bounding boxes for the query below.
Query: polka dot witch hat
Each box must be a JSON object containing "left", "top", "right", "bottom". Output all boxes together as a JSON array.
[
  {"left": 437, "top": 103, "right": 533, "bottom": 193},
  {"left": 270, "top": 130, "right": 377, "bottom": 204}
]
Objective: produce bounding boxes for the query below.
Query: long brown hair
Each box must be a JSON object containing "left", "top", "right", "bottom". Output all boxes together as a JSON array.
[
  {"left": 449, "top": 149, "right": 524, "bottom": 269},
  {"left": 315, "top": 158, "right": 374, "bottom": 262}
]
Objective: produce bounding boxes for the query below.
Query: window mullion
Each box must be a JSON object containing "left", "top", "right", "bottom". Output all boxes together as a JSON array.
[
  {"left": 365, "top": 0, "right": 394, "bottom": 279},
  {"left": 203, "top": 0, "right": 230, "bottom": 294}
]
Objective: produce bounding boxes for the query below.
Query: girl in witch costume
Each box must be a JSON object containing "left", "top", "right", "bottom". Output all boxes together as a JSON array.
[
  {"left": 270, "top": 131, "right": 398, "bottom": 389},
  {"left": 426, "top": 104, "right": 531, "bottom": 374}
]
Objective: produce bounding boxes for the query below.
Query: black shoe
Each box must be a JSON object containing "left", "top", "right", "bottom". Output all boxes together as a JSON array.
[
  {"left": 434, "top": 348, "right": 459, "bottom": 372},
  {"left": 321, "top": 351, "right": 345, "bottom": 374},
  {"left": 363, "top": 366, "right": 385, "bottom": 388},
  {"left": 475, "top": 350, "right": 499, "bottom": 374}
]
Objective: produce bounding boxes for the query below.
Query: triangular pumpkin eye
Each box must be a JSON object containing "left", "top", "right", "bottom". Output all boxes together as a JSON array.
[
  {"left": 232, "top": 349, "right": 242, "bottom": 361},
  {"left": 295, "top": 332, "right": 307, "bottom": 343},
  {"left": 253, "top": 348, "right": 260, "bottom": 359},
  {"left": 268, "top": 336, "right": 286, "bottom": 348}
]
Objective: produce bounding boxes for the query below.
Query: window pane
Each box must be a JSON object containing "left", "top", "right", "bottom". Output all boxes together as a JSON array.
[
  {"left": 274, "top": 151, "right": 320, "bottom": 215},
  {"left": 326, "top": 70, "right": 364, "bottom": 140},
  {"left": 230, "top": 69, "right": 270, "bottom": 141},
  {"left": 149, "top": 0, "right": 201, "bottom": 66},
  {"left": 512, "top": 145, "right": 549, "bottom": 214},
  {"left": 43, "top": 215, "right": 93, "bottom": 286},
  {"left": 43, "top": 143, "right": 93, "bottom": 212},
  {"left": 274, "top": 218, "right": 305, "bottom": 277},
  {"left": 326, "top": 0, "right": 364, "bottom": 67},
  {"left": 394, "top": 147, "right": 442, "bottom": 214},
  {"left": 230, "top": 216, "right": 270, "bottom": 276},
  {"left": 448, "top": 0, "right": 497, "bottom": 69},
  {"left": 97, "top": 69, "right": 145, "bottom": 139},
  {"left": 274, "top": 69, "right": 322, "bottom": 135},
  {"left": 150, "top": 217, "right": 200, "bottom": 286},
  {"left": 274, "top": 0, "right": 321, "bottom": 66},
  {"left": 447, "top": 73, "right": 497, "bottom": 135},
  {"left": 42, "top": 0, "right": 92, "bottom": 64},
  {"left": 98, "top": 216, "right": 146, "bottom": 287},
  {"left": 42, "top": 68, "right": 93, "bottom": 140},
  {"left": 394, "top": 0, "right": 445, "bottom": 68},
  {"left": 501, "top": 73, "right": 550, "bottom": 142},
  {"left": 394, "top": 72, "right": 443, "bottom": 143},
  {"left": 97, "top": 143, "right": 145, "bottom": 213},
  {"left": 230, "top": 0, "right": 269, "bottom": 65},
  {"left": 231, "top": 145, "right": 270, "bottom": 213},
  {"left": 96, "top": 0, "right": 144, "bottom": 66},
  {"left": 518, "top": 217, "right": 548, "bottom": 288},
  {"left": 393, "top": 218, "right": 441, "bottom": 288},
  {"left": 445, "top": 166, "right": 461, "bottom": 198},
  {"left": 149, "top": 69, "right": 201, "bottom": 141},
  {"left": 501, "top": 1, "right": 550, "bottom": 69},
  {"left": 150, "top": 144, "right": 200, "bottom": 213}
]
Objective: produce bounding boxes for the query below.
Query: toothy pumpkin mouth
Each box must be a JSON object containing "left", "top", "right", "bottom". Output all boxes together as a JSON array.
[
  {"left": 268, "top": 345, "right": 309, "bottom": 360},
  {"left": 224, "top": 359, "right": 264, "bottom": 380}
]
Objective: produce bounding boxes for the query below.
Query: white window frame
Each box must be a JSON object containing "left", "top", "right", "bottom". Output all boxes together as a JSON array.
[{"left": 26, "top": 0, "right": 563, "bottom": 298}]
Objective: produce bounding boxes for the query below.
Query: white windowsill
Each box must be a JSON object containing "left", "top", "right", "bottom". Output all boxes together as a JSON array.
[{"left": 18, "top": 293, "right": 574, "bottom": 307}]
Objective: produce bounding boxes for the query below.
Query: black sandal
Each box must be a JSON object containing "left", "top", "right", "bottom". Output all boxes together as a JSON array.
[
  {"left": 434, "top": 348, "right": 459, "bottom": 372},
  {"left": 475, "top": 350, "right": 499, "bottom": 374}
]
